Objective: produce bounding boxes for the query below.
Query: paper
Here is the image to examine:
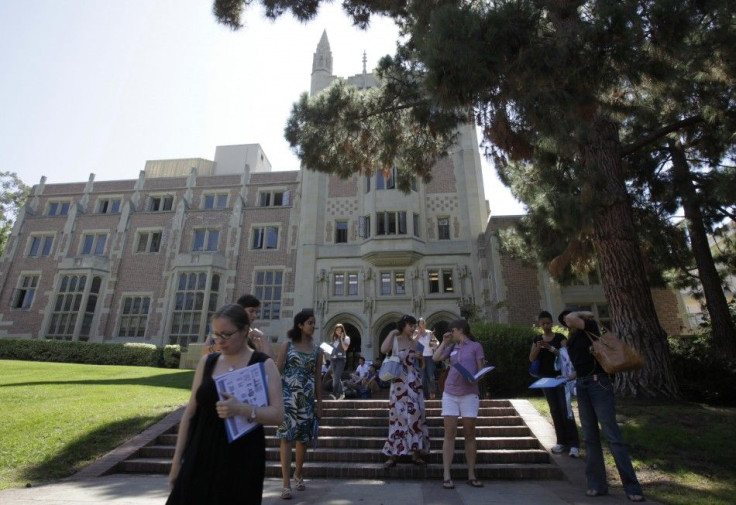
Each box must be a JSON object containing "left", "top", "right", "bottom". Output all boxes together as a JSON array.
[
  {"left": 319, "top": 342, "right": 333, "bottom": 355},
  {"left": 452, "top": 364, "right": 495, "bottom": 382},
  {"left": 529, "top": 377, "right": 570, "bottom": 389},
  {"left": 214, "top": 362, "right": 270, "bottom": 443}
]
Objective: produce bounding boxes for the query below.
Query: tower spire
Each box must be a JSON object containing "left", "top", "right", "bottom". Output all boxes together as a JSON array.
[{"left": 310, "top": 30, "right": 334, "bottom": 95}]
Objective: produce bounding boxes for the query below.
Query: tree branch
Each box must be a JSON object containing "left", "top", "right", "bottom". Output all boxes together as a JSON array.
[{"left": 622, "top": 115, "right": 703, "bottom": 155}]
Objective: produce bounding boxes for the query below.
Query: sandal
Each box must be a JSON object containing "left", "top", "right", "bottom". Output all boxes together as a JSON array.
[
  {"left": 294, "top": 476, "right": 306, "bottom": 491},
  {"left": 627, "top": 495, "right": 646, "bottom": 502},
  {"left": 585, "top": 489, "right": 607, "bottom": 497},
  {"left": 280, "top": 487, "right": 292, "bottom": 500},
  {"left": 442, "top": 480, "right": 455, "bottom": 489},
  {"left": 466, "top": 479, "right": 484, "bottom": 488},
  {"left": 383, "top": 458, "right": 396, "bottom": 468}
]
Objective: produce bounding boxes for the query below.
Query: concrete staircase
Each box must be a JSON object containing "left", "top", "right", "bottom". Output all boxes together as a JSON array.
[{"left": 113, "top": 399, "right": 563, "bottom": 481}]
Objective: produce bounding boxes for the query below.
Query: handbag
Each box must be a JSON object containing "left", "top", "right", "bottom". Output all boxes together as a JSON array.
[
  {"left": 585, "top": 330, "right": 645, "bottom": 374},
  {"left": 378, "top": 336, "right": 402, "bottom": 381}
]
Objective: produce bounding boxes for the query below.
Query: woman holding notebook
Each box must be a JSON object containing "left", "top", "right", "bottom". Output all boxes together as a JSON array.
[{"left": 433, "top": 318, "right": 485, "bottom": 490}]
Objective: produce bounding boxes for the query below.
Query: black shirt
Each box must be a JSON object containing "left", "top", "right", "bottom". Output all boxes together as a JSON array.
[
  {"left": 532, "top": 333, "right": 566, "bottom": 377},
  {"left": 566, "top": 319, "right": 606, "bottom": 377}
]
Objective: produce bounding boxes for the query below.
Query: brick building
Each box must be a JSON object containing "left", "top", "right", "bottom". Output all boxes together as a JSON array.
[{"left": 0, "top": 33, "right": 691, "bottom": 362}]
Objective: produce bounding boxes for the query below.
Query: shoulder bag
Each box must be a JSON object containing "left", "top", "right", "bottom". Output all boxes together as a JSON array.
[
  {"left": 585, "top": 330, "right": 645, "bottom": 374},
  {"left": 378, "top": 334, "right": 402, "bottom": 381}
]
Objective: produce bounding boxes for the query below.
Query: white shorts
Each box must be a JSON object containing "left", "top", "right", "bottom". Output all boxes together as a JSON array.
[{"left": 441, "top": 392, "right": 480, "bottom": 418}]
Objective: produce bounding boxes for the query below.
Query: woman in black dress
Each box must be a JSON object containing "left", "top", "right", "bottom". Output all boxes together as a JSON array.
[{"left": 167, "top": 304, "right": 284, "bottom": 505}]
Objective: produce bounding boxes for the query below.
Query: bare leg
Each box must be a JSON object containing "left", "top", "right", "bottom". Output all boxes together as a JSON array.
[
  {"left": 443, "top": 416, "right": 458, "bottom": 481},
  {"left": 279, "top": 440, "right": 292, "bottom": 489},
  {"left": 462, "top": 416, "right": 478, "bottom": 481},
  {"left": 294, "top": 441, "right": 307, "bottom": 480}
]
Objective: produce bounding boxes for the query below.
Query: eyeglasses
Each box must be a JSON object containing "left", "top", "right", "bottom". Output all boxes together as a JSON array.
[{"left": 210, "top": 329, "right": 243, "bottom": 341}]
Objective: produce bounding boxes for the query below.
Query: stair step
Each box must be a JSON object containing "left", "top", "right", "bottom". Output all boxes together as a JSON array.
[{"left": 266, "top": 425, "right": 531, "bottom": 438}]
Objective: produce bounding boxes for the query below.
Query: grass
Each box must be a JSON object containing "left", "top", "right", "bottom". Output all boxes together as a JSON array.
[
  {"left": 0, "top": 360, "right": 193, "bottom": 490},
  {"left": 526, "top": 395, "right": 736, "bottom": 505}
]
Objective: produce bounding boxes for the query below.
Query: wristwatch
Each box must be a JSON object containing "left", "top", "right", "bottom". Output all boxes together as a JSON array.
[{"left": 249, "top": 407, "right": 257, "bottom": 422}]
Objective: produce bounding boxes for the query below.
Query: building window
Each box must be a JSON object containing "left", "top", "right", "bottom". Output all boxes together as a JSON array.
[
  {"left": 118, "top": 296, "right": 151, "bottom": 337},
  {"left": 254, "top": 270, "right": 282, "bottom": 320},
  {"left": 380, "top": 271, "right": 406, "bottom": 296},
  {"left": 365, "top": 175, "right": 371, "bottom": 193},
  {"left": 11, "top": 274, "right": 39, "bottom": 309},
  {"left": 335, "top": 220, "right": 348, "bottom": 243},
  {"left": 47, "top": 201, "right": 70, "bottom": 216},
  {"left": 192, "top": 229, "right": 220, "bottom": 252},
  {"left": 203, "top": 193, "right": 228, "bottom": 209},
  {"left": 149, "top": 195, "right": 174, "bottom": 212},
  {"left": 376, "top": 168, "right": 396, "bottom": 190},
  {"left": 252, "top": 226, "right": 279, "bottom": 249},
  {"left": 81, "top": 233, "right": 107, "bottom": 256},
  {"left": 413, "top": 213, "right": 420, "bottom": 238},
  {"left": 97, "top": 198, "right": 121, "bottom": 214},
  {"left": 28, "top": 235, "right": 54, "bottom": 257},
  {"left": 170, "top": 272, "right": 220, "bottom": 346},
  {"left": 359, "top": 216, "right": 371, "bottom": 238},
  {"left": 376, "top": 211, "right": 407, "bottom": 236},
  {"left": 136, "top": 230, "right": 162, "bottom": 253},
  {"left": 259, "top": 190, "right": 290, "bottom": 207},
  {"left": 428, "top": 268, "right": 454, "bottom": 294},
  {"left": 47, "top": 274, "right": 101, "bottom": 341},
  {"left": 437, "top": 217, "right": 450, "bottom": 240},
  {"left": 332, "top": 272, "right": 359, "bottom": 296}
]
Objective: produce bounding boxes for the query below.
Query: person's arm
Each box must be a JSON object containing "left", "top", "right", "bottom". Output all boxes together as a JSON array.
[
  {"left": 415, "top": 352, "right": 425, "bottom": 370},
  {"left": 564, "top": 311, "right": 595, "bottom": 330},
  {"left": 168, "top": 354, "right": 207, "bottom": 489},
  {"left": 529, "top": 340, "right": 542, "bottom": 362},
  {"left": 275, "top": 342, "right": 288, "bottom": 373},
  {"left": 249, "top": 328, "right": 274, "bottom": 359},
  {"left": 341, "top": 335, "right": 351, "bottom": 351},
  {"left": 381, "top": 329, "right": 399, "bottom": 354},
  {"left": 432, "top": 333, "right": 452, "bottom": 362}
]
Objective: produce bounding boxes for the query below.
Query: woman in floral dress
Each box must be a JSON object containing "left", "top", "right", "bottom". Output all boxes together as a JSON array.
[
  {"left": 381, "top": 314, "right": 430, "bottom": 467},
  {"left": 275, "top": 309, "right": 322, "bottom": 500}
]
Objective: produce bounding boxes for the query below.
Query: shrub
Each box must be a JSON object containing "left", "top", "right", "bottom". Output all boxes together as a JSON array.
[
  {"left": 471, "top": 321, "right": 540, "bottom": 398},
  {"left": 0, "top": 338, "right": 180, "bottom": 368},
  {"left": 668, "top": 335, "right": 736, "bottom": 405}
]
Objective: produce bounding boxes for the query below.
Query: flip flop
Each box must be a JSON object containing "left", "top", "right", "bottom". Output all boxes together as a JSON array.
[
  {"left": 442, "top": 480, "right": 455, "bottom": 489},
  {"left": 466, "top": 479, "right": 484, "bottom": 488}
]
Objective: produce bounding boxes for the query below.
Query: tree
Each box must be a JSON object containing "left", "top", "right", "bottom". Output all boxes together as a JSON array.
[
  {"left": 212, "top": 1, "right": 734, "bottom": 398},
  {"left": 0, "top": 172, "right": 30, "bottom": 257}
]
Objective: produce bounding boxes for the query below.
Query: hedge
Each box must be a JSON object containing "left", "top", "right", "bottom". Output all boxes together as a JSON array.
[{"left": 0, "top": 338, "right": 181, "bottom": 368}]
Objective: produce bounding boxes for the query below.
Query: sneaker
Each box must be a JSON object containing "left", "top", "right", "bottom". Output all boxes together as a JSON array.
[
  {"left": 551, "top": 444, "right": 565, "bottom": 454},
  {"left": 569, "top": 447, "right": 580, "bottom": 458},
  {"left": 329, "top": 394, "right": 336, "bottom": 400},
  {"left": 338, "top": 393, "right": 345, "bottom": 400}
]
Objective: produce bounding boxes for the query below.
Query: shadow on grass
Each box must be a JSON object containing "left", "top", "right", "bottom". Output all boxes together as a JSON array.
[
  {"left": 20, "top": 415, "right": 163, "bottom": 485},
  {"left": 0, "top": 371, "right": 194, "bottom": 390}
]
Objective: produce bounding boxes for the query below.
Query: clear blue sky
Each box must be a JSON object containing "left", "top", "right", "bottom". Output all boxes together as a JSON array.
[{"left": 0, "top": 0, "right": 524, "bottom": 215}]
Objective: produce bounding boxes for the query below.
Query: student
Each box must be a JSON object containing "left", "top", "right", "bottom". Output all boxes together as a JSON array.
[
  {"left": 275, "top": 309, "right": 323, "bottom": 500},
  {"left": 530, "top": 310, "right": 580, "bottom": 457},
  {"left": 433, "top": 318, "right": 485, "bottom": 489},
  {"left": 236, "top": 294, "right": 275, "bottom": 358},
  {"left": 167, "top": 304, "right": 284, "bottom": 505},
  {"left": 328, "top": 324, "right": 350, "bottom": 400},
  {"left": 562, "top": 310, "right": 645, "bottom": 502}
]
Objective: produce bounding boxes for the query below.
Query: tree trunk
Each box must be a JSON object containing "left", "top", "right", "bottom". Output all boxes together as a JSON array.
[
  {"left": 669, "top": 140, "right": 736, "bottom": 359},
  {"left": 583, "top": 116, "right": 681, "bottom": 398}
]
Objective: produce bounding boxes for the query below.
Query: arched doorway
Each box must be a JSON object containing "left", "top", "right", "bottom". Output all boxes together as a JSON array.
[{"left": 343, "top": 322, "right": 361, "bottom": 370}]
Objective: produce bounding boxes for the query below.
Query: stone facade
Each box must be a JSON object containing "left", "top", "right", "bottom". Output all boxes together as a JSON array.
[{"left": 0, "top": 33, "right": 692, "bottom": 364}]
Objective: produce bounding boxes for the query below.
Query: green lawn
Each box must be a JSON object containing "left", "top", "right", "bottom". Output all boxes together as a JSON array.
[
  {"left": 0, "top": 360, "right": 193, "bottom": 490},
  {"left": 526, "top": 396, "right": 736, "bottom": 505}
]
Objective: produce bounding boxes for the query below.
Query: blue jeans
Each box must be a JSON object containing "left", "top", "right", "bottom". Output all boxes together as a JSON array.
[
  {"left": 332, "top": 359, "right": 345, "bottom": 396},
  {"left": 576, "top": 375, "right": 643, "bottom": 496},
  {"left": 422, "top": 357, "right": 436, "bottom": 399}
]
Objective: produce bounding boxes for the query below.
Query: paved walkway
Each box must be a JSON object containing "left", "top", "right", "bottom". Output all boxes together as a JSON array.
[{"left": 0, "top": 400, "right": 658, "bottom": 504}]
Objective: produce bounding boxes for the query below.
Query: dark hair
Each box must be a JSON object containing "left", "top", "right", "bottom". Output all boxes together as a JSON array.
[
  {"left": 236, "top": 294, "right": 261, "bottom": 309},
  {"left": 538, "top": 310, "right": 553, "bottom": 321},
  {"left": 212, "top": 304, "right": 251, "bottom": 347},
  {"left": 287, "top": 309, "right": 315, "bottom": 342},
  {"left": 448, "top": 318, "right": 476, "bottom": 341},
  {"left": 558, "top": 310, "right": 572, "bottom": 328},
  {"left": 397, "top": 314, "right": 417, "bottom": 332},
  {"left": 331, "top": 323, "right": 346, "bottom": 341},
  {"left": 358, "top": 356, "right": 365, "bottom": 362}
]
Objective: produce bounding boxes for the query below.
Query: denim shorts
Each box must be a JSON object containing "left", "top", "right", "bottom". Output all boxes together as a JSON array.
[{"left": 441, "top": 392, "right": 480, "bottom": 417}]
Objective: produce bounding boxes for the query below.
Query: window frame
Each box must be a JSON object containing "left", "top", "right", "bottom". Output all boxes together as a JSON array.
[
  {"left": 202, "top": 192, "right": 228, "bottom": 210},
  {"left": 251, "top": 225, "right": 280, "bottom": 250},
  {"left": 28, "top": 234, "right": 54, "bottom": 257},
  {"left": 428, "top": 268, "right": 454, "bottom": 294},
  {"left": 135, "top": 229, "right": 162, "bottom": 253},
  {"left": 96, "top": 197, "right": 122, "bottom": 214},
  {"left": 335, "top": 220, "right": 348, "bottom": 243},
  {"left": 437, "top": 216, "right": 451, "bottom": 240},
  {"left": 47, "top": 200, "right": 71, "bottom": 216},
  {"left": 81, "top": 232, "right": 108, "bottom": 256},
  {"left": 117, "top": 294, "right": 152, "bottom": 338},
  {"left": 11, "top": 272, "right": 40, "bottom": 310},
  {"left": 192, "top": 228, "right": 220, "bottom": 252},
  {"left": 253, "top": 270, "right": 283, "bottom": 320},
  {"left": 148, "top": 194, "right": 175, "bottom": 212},
  {"left": 379, "top": 270, "right": 406, "bottom": 296}
]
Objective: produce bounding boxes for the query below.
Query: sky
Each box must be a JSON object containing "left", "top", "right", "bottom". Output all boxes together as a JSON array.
[{"left": 0, "top": 0, "right": 525, "bottom": 216}]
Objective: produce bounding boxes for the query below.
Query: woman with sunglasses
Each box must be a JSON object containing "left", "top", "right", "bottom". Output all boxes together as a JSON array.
[
  {"left": 275, "top": 309, "right": 323, "bottom": 500},
  {"left": 167, "top": 304, "right": 284, "bottom": 505}
]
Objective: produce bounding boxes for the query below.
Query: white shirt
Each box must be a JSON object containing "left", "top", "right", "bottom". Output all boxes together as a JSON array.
[
  {"left": 355, "top": 362, "right": 370, "bottom": 380},
  {"left": 416, "top": 330, "right": 435, "bottom": 357}
]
